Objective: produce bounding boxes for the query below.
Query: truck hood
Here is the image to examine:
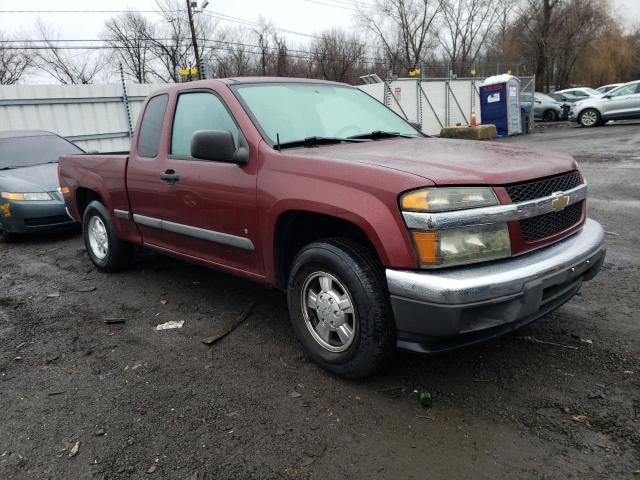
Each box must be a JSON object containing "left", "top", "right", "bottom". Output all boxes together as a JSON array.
[
  {"left": 0, "top": 163, "right": 60, "bottom": 193},
  {"left": 291, "top": 137, "right": 578, "bottom": 185}
]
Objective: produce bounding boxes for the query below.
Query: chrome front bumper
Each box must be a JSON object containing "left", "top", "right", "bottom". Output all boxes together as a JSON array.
[{"left": 386, "top": 218, "right": 606, "bottom": 353}]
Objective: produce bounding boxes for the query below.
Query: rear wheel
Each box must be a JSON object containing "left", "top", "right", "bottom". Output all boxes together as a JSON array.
[
  {"left": 579, "top": 108, "right": 600, "bottom": 128},
  {"left": 543, "top": 109, "right": 558, "bottom": 122},
  {"left": 83, "top": 200, "right": 132, "bottom": 272},
  {"left": 287, "top": 238, "right": 395, "bottom": 379}
]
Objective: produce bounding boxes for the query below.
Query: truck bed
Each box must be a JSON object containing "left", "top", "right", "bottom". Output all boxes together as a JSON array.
[{"left": 58, "top": 153, "right": 130, "bottom": 223}]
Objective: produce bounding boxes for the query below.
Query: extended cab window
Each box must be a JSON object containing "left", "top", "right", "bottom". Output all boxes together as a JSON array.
[
  {"left": 171, "top": 92, "right": 239, "bottom": 156},
  {"left": 137, "top": 94, "right": 169, "bottom": 158}
]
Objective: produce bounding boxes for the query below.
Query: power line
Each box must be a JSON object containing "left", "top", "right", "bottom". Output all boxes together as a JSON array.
[
  {"left": 2, "top": 39, "right": 387, "bottom": 66},
  {"left": 0, "top": 37, "right": 381, "bottom": 62},
  {"left": 303, "top": 0, "right": 358, "bottom": 12},
  {"left": 0, "top": 8, "right": 356, "bottom": 44}
]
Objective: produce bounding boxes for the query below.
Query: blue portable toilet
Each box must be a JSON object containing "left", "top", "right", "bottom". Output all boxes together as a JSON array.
[{"left": 479, "top": 75, "right": 522, "bottom": 136}]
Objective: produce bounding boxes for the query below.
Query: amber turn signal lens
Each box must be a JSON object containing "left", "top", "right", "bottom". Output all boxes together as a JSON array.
[
  {"left": 412, "top": 231, "right": 438, "bottom": 264},
  {"left": 59, "top": 186, "right": 71, "bottom": 195},
  {"left": 401, "top": 190, "right": 429, "bottom": 210}
]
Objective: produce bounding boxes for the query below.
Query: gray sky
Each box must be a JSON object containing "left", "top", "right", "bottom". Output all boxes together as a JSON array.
[
  {"left": 0, "top": 0, "right": 361, "bottom": 43},
  {"left": 1, "top": 0, "right": 638, "bottom": 42},
  {"left": 0, "top": 0, "right": 638, "bottom": 84}
]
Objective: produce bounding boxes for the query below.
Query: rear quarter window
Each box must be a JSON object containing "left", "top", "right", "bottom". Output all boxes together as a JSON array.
[{"left": 137, "top": 94, "right": 169, "bottom": 158}]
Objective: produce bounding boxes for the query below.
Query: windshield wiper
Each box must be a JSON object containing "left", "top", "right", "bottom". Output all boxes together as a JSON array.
[
  {"left": 347, "top": 130, "right": 414, "bottom": 140},
  {"left": 277, "top": 136, "right": 364, "bottom": 149}
]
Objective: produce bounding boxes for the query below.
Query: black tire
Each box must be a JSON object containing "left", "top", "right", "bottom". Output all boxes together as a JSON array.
[
  {"left": 82, "top": 200, "right": 132, "bottom": 272},
  {"left": 543, "top": 109, "right": 557, "bottom": 122},
  {"left": 579, "top": 108, "right": 601, "bottom": 128},
  {"left": 287, "top": 238, "right": 395, "bottom": 379},
  {"left": 0, "top": 221, "right": 12, "bottom": 243}
]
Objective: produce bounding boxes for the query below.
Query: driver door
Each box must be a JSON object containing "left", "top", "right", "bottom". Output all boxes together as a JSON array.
[
  {"left": 602, "top": 83, "right": 638, "bottom": 118},
  {"left": 159, "top": 90, "right": 263, "bottom": 276}
]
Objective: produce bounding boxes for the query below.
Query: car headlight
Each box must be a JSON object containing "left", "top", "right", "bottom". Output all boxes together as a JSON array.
[
  {"left": 400, "top": 187, "right": 498, "bottom": 212},
  {"left": 401, "top": 187, "right": 511, "bottom": 268},
  {"left": 411, "top": 224, "right": 511, "bottom": 268},
  {"left": 1, "top": 192, "right": 53, "bottom": 201}
]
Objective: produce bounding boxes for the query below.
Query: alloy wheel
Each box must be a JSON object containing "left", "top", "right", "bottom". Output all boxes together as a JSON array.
[
  {"left": 301, "top": 271, "right": 357, "bottom": 353},
  {"left": 88, "top": 215, "right": 109, "bottom": 260}
]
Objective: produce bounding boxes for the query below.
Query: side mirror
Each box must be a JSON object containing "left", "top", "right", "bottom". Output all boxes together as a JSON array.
[
  {"left": 190, "top": 130, "right": 248, "bottom": 165},
  {"left": 603, "top": 95, "right": 612, "bottom": 99},
  {"left": 535, "top": 100, "right": 542, "bottom": 104}
]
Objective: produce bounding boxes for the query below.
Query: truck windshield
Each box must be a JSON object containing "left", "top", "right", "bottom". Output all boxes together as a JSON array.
[
  {"left": 232, "top": 83, "right": 419, "bottom": 146},
  {"left": 0, "top": 134, "right": 83, "bottom": 169}
]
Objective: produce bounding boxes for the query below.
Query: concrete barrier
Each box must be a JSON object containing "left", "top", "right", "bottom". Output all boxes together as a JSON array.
[{"left": 440, "top": 124, "right": 497, "bottom": 140}]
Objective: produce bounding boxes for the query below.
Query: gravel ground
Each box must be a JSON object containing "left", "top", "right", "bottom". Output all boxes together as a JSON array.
[{"left": 1, "top": 122, "right": 639, "bottom": 479}]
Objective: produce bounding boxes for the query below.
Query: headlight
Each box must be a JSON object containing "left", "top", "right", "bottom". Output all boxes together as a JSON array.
[
  {"left": 401, "top": 187, "right": 510, "bottom": 268},
  {"left": 1, "top": 192, "right": 53, "bottom": 201},
  {"left": 400, "top": 187, "right": 498, "bottom": 212},
  {"left": 411, "top": 224, "right": 511, "bottom": 268}
]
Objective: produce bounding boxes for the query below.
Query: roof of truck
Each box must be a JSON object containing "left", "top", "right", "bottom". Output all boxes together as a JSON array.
[
  {"left": 149, "top": 77, "right": 351, "bottom": 96},
  {"left": 220, "top": 76, "right": 348, "bottom": 86}
]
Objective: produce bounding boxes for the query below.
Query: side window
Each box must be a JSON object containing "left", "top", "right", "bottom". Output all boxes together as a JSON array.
[
  {"left": 171, "top": 92, "right": 239, "bottom": 157},
  {"left": 572, "top": 91, "right": 587, "bottom": 97},
  {"left": 610, "top": 85, "right": 635, "bottom": 97},
  {"left": 137, "top": 94, "right": 168, "bottom": 158}
]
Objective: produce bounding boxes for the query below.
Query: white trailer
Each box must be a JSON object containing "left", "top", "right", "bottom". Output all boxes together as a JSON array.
[{"left": 358, "top": 76, "right": 535, "bottom": 136}]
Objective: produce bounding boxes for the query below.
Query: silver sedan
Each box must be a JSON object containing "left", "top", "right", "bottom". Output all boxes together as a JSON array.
[
  {"left": 534, "top": 92, "right": 566, "bottom": 121},
  {"left": 569, "top": 81, "right": 640, "bottom": 127}
]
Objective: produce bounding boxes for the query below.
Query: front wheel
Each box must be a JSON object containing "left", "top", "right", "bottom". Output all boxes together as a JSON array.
[
  {"left": 83, "top": 200, "right": 132, "bottom": 272},
  {"left": 579, "top": 108, "right": 601, "bottom": 128},
  {"left": 287, "top": 239, "right": 395, "bottom": 379},
  {"left": 543, "top": 109, "right": 558, "bottom": 122}
]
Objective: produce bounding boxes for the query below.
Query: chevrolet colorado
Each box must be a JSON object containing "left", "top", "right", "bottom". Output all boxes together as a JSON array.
[{"left": 59, "top": 78, "right": 606, "bottom": 378}]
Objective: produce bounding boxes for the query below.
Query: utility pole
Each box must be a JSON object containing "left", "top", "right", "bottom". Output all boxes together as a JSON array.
[{"left": 186, "top": 0, "right": 203, "bottom": 80}]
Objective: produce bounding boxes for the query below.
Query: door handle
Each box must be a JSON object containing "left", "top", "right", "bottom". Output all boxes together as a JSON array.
[{"left": 160, "top": 169, "right": 180, "bottom": 184}]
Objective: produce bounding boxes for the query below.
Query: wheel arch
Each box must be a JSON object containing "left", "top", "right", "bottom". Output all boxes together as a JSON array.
[
  {"left": 76, "top": 187, "right": 104, "bottom": 219},
  {"left": 272, "top": 210, "right": 385, "bottom": 290}
]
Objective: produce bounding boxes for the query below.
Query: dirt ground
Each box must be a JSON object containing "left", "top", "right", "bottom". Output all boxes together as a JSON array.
[{"left": 1, "top": 122, "right": 639, "bottom": 479}]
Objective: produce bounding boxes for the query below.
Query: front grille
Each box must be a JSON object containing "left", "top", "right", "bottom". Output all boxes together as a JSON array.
[
  {"left": 520, "top": 201, "right": 583, "bottom": 241},
  {"left": 506, "top": 171, "right": 581, "bottom": 203},
  {"left": 24, "top": 215, "right": 74, "bottom": 227}
]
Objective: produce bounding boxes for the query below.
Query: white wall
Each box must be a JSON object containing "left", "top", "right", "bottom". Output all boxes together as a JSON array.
[
  {"left": 359, "top": 77, "right": 535, "bottom": 136},
  {"left": 0, "top": 83, "right": 163, "bottom": 152}
]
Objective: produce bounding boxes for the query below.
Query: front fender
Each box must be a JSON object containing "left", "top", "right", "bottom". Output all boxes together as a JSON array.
[{"left": 257, "top": 152, "right": 429, "bottom": 284}]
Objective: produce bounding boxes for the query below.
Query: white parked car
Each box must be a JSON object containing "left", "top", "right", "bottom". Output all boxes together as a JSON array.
[
  {"left": 555, "top": 87, "right": 602, "bottom": 99},
  {"left": 569, "top": 80, "right": 640, "bottom": 127},
  {"left": 596, "top": 83, "right": 623, "bottom": 94}
]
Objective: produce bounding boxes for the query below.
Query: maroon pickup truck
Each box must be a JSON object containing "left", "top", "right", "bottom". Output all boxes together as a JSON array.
[{"left": 59, "top": 77, "right": 605, "bottom": 378}]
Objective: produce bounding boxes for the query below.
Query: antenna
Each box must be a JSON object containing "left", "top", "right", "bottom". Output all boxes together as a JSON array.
[{"left": 276, "top": 133, "right": 281, "bottom": 151}]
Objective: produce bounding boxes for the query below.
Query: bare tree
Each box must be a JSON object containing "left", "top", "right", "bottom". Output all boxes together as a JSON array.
[
  {"left": 103, "top": 11, "right": 155, "bottom": 83},
  {"left": 0, "top": 34, "right": 32, "bottom": 84},
  {"left": 149, "top": 0, "right": 215, "bottom": 82},
  {"left": 311, "top": 28, "right": 366, "bottom": 82},
  {"left": 551, "top": 0, "right": 608, "bottom": 88},
  {"left": 210, "top": 27, "right": 253, "bottom": 77},
  {"left": 253, "top": 18, "right": 275, "bottom": 76},
  {"left": 439, "top": 0, "right": 501, "bottom": 75},
  {"left": 34, "top": 21, "right": 107, "bottom": 84},
  {"left": 519, "top": 0, "right": 563, "bottom": 90},
  {"left": 359, "top": 0, "right": 444, "bottom": 73}
]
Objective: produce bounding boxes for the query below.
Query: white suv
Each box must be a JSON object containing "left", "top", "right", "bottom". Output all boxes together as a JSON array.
[{"left": 569, "top": 81, "right": 640, "bottom": 127}]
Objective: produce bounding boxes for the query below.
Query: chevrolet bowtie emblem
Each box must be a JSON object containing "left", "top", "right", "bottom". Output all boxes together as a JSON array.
[{"left": 551, "top": 192, "right": 570, "bottom": 211}]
